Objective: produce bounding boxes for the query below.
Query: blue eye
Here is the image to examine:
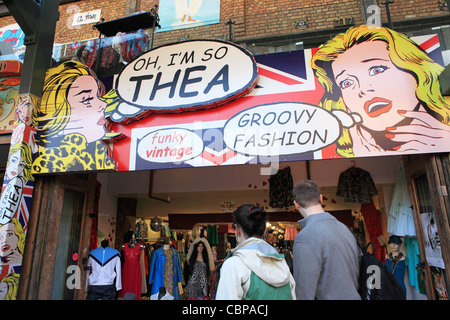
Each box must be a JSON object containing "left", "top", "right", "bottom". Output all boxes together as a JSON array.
[
  {"left": 339, "top": 79, "right": 354, "bottom": 89},
  {"left": 81, "top": 97, "right": 93, "bottom": 106},
  {"left": 369, "top": 65, "right": 388, "bottom": 76}
]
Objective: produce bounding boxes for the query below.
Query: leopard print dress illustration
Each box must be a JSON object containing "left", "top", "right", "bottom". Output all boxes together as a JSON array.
[{"left": 32, "top": 133, "right": 116, "bottom": 173}]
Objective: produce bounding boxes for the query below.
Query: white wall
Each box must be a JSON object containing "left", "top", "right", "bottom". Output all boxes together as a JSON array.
[{"left": 96, "top": 172, "right": 118, "bottom": 246}]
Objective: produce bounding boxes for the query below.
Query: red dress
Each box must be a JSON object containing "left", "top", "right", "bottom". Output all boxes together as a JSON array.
[{"left": 120, "top": 243, "right": 142, "bottom": 300}]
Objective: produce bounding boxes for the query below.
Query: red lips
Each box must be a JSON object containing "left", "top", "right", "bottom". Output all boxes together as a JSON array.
[
  {"left": 364, "top": 97, "right": 392, "bottom": 117},
  {"left": 97, "top": 116, "right": 106, "bottom": 126}
]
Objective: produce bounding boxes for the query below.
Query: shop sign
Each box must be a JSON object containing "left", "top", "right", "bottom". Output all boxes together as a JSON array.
[
  {"left": 28, "top": 26, "right": 450, "bottom": 174},
  {"left": 223, "top": 102, "right": 342, "bottom": 157},
  {"left": 111, "top": 40, "right": 258, "bottom": 123},
  {"left": 137, "top": 128, "right": 204, "bottom": 163},
  {"left": 0, "top": 177, "right": 23, "bottom": 225},
  {"left": 72, "top": 9, "right": 102, "bottom": 27}
]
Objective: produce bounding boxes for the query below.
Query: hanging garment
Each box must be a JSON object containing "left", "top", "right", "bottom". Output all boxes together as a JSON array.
[
  {"left": 388, "top": 165, "right": 416, "bottom": 237},
  {"left": 86, "top": 246, "right": 122, "bottom": 297},
  {"left": 385, "top": 254, "right": 407, "bottom": 296},
  {"left": 149, "top": 246, "right": 183, "bottom": 300},
  {"left": 284, "top": 227, "right": 299, "bottom": 241},
  {"left": 404, "top": 237, "right": 421, "bottom": 291},
  {"left": 136, "top": 220, "right": 149, "bottom": 240},
  {"left": 163, "top": 248, "right": 175, "bottom": 296},
  {"left": 336, "top": 167, "right": 378, "bottom": 203},
  {"left": 187, "top": 261, "right": 209, "bottom": 299},
  {"left": 120, "top": 243, "right": 142, "bottom": 300},
  {"left": 269, "top": 166, "right": 294, "bottom": 208},
  {"left": 207, "top": 225, "right": 218, "bottom": 246},
  {"left": 85, "top": 38, "right": 120, "bottom": 70},
  {"left": 360, "top": 201, "right": 385, "bottom": 262}
]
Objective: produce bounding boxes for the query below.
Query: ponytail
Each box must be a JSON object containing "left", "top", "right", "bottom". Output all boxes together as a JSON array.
[{"left": 233, "top": 204, "right": 267, "bottom": 238}]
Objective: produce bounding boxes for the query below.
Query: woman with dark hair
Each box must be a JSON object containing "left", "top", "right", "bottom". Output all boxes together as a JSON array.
[
  {"left": 215, "top": 204, "right": 295, "bottom": 300},
  {"left": 72, "top": 45, "right": 89, "bottom": 65},
  {"left": 186, "top": 238, "right": 212, "bottom": 299}
]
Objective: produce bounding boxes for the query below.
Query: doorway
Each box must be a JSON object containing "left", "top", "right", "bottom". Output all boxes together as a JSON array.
[
  {"left": 18, "top": 173, "right": 97, "bottom": 300},
  {"left": 50, "top": 189, "right": 85, "bottom": 300},
  {"left": 403, "top": 154, "right": 450, "bottom": 300}
]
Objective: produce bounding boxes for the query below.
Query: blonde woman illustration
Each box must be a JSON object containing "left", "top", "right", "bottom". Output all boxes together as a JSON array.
[
  {"left": 311, "top": 25, "right": 450, "bottom": 157},
  {"left": 0, "top": 273, "right": 20, "bottom": 300},
  {"left": 33, "top": 61, "right": 116, "bottom": 173},
  {"left": 0, "top": 218, "right": 25, "bottom": 266},
  {"left": 0, "top": 218, "right": 23, "bottom": 300},
  {"left": 14, "top": 94, "right": 39, "bottom": 127},
  {"left": 5, "top": 141, "right": 34, "bottom": 183}
]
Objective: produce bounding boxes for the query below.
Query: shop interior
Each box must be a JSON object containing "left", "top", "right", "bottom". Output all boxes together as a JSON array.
[{"left": 94, "top": 154, "right": 438, "bottom": 300}]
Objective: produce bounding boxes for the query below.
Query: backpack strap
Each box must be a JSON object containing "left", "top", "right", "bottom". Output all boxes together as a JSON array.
[{"left": 364, "top": 242, "right": 375, "bottom": 254}]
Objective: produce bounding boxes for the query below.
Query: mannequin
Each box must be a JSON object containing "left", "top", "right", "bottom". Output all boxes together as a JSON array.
[
  {"left": 86, "top": 240, "right": 122, "bottom": 300},
  {"left": 384, "top": 235, "right": 407, "bottom": 295},
  {"left": 163, "top": 236, "right": 171, "bottom": 250},
  {"left": 149, "top": 237, "right": 182, "bottom": 300},
  {"left": 150, "top": 286, "right": 174, "bottom": 300},
  {"left": 186, "top": 238, "right": 212, "bottom": 299}
]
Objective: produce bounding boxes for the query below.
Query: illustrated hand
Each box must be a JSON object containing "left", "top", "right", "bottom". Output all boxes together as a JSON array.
[
  {"left": 385, "top": 110, "right": 450, "bottom": 153},
  {"left": 349, "top": 125, "right": 397, "bottom": 156},
  {"left": 3, "top": 250, "right": 22, "bottom": 265}
]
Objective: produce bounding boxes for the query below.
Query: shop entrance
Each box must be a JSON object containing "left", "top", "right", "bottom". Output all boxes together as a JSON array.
[
  {"left": 403, "top": 154, "right": 450, "bottom": 300},
  {"left": 50, "top": 189, "right": 85, "bottom": 300},
  {"left": 18, "top": 173, "right": 97, "bottom": 300}
]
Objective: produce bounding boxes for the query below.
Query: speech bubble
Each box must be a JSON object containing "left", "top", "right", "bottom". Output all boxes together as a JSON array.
[
  {"left": 137, "top": 128, "right": 204, "bottom": 163},
  {"left": 112, "top": 40, "right": 258, "bottom": 123},
  {"left": 0, "top": 177, "right": 23, "bottom": 225},
  {"left": 223, "top": 102, "right": 342, "bottom": 157}
]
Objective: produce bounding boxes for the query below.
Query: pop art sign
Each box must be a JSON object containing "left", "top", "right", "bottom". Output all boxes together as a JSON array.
[
  {"left": 107, "top": 39, "right": 258, "bottom": 123},
  {"left": 29, "top": 26, "right": 450, "bottom": 174},
  {"left": 116, "top": 27, "right": 450, "bottom": 172}
]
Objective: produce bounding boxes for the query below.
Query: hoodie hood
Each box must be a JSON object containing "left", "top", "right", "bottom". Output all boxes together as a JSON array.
[{"left": 231, "top": 237, "right": 292, "bottom": 288}]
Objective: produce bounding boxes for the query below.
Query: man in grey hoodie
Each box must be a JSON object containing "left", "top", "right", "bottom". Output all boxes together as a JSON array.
[
  {"left": 215, "top": 204, "right": 296, "bottom": 300},
  {"left": 292, "top": 180, "right": 361, "bottom": 300}
]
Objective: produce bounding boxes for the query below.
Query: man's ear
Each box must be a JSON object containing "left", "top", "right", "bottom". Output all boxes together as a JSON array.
[
  {"left": 294, "top": 200, "right": 300, "bottom": 211},
  {"left": 320, "top": 194, "right": 323, "bottom": 204}
]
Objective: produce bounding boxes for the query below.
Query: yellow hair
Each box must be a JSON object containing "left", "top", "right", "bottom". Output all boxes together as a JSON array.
[
  {"left": 7, "top": 142, "right": 35, "bottom": 181},
  {"left": 0, "top": 273, "right": 20, "bottom": 300},
  {"left": 13, "top": 94, "right": 41, "bottom": 127},
  {"left": 311, "top": 25, "right": 450, "bottom": 157},
  {"left": 37, "top": 61, "right": 99, "bottom": 140}
]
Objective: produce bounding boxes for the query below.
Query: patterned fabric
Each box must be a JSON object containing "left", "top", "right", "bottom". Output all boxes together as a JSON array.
[
  {"left": 336, "top": 167, "right": 378, "bottom": 204},
  {"left": 269, "top": 166, "right": 294, "bottom": 208},
  {"left": 32, "top": 133, "right": 116, "bottom": 173},
  {"left": 360, "top": 201, "right": 385, "bottom": 263},
  {"left": 187, "top": 261, "right": 209, "bottom": 299},
  {"left": 163, "top": 248, "right": 174, "bottom": 295}
]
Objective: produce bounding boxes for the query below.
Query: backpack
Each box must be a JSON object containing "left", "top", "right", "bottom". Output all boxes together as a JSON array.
[{"left": 356, "top": 240, "right": 406, "bottom": 300}]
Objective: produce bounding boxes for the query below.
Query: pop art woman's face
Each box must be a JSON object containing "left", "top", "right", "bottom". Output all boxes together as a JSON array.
[
  {"left": 0, "top": 223, "right": 18, "bottom": 258},
  {"left": 16, "top": 96, "right": 35, "bottom": 126},
  {"left": 5, "top": 150, "right": 24, "bottom": 180},
  {"left": 65, "top": 75, "right": 107, "bottom": 143},
  {"left": 331, "top": 40, "right": 419, "bottom": 131}
]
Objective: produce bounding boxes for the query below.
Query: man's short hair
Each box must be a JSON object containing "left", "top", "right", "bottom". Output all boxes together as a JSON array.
[{"left": 292, "top": 180, "right": 321, "bottom": 208}]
